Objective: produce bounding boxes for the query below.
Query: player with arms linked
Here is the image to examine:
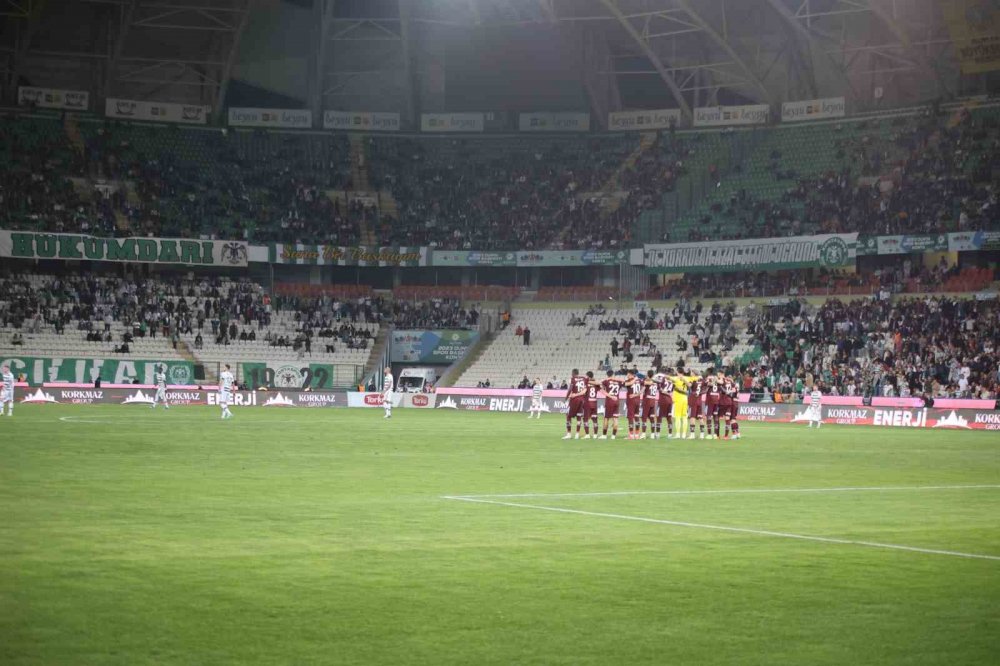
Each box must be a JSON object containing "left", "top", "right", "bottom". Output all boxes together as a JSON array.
[{"left": 563, "top": 369, "right": 588, "bottom": 440}]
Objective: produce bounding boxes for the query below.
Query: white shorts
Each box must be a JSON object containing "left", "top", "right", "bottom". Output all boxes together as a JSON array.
[
  {"left": 383, "top": 391, "right": 394, "bottom": 405},
  {"left": 0, "top": 389, "right": 12, "bottom": 403},
  {"left": 808, "top": 405, "right": 823, "bottom": 420},
  {"left": 219, "top": 390, "right": 231, "bottom": 407},
  {"left": 155, "top": 388, "right": 166, "bottom": 401},
  {"left": 531, "top": 397, "right": 542, "bottom": 409}
]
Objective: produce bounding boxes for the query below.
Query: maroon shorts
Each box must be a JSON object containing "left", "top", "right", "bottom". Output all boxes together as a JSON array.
[
  {"left": 583, "top": 402, "right": 598, "bottom": 420},
  {"left": 657, "top": 397, "right": 673, "bottom": 419},
  {"left": 688, "top": 398, "right": 701, "bottom": 419},
  {"left": 626, "top": 398, "right": 641, "bottom": 419},
  {"left": 643, "top": 399, "right": 659, "bottom": 419},
  {"left": 604, "top": 399, "right": 620, "bottom": 418},
  {"left": 718, "top": 400, "right": 735, "bottom": 419},
  {"left": 567, "top": 397, "right": 585, "bottom": 418},
  {"left": 705, "top": 398, "right": 720, "bottom": 417}
]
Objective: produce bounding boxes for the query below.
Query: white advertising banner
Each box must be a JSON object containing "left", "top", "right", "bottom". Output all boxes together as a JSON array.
[
  {"left": 608, "top": 108, "right": 681, "bottom": 131},
  {"left": 105, "top": 98, "right": 209, "bottom": 125},
  {"left": 519, "top": 112, "right": 590, "bottom": 132},
  {"left": 18, "top": 86, "right": 89, "bottom": 111},
  {"left": 781, "top": 97, "right": 846, "bottom": 122},
  {"left": 693, "top": 104, "right": 770, "bottom": 127},
  {"left": 104, "top": 97, "right": 211, "bottom": 125},
  {"left": 323, "top": 110, "right": 401, "bottom": 132},
  {"left": 228, "top": 107, "right": 312, "bottom": 129},
  {"left": 420, "top": 113, "right": 485, "bottom": 133}
]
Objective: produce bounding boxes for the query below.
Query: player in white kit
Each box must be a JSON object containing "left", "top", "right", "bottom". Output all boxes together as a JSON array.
[
  {"left": 151, "top": 365, "right": 170, "bottom": 410},
  {"left": 382, "top": 367, "right": 394, "bottom": 419},
  {"left": 219, "top": 364, "right": 235, "bottom": 419},
  {"left": 1, "top": 364, "right": 14, "bottom": 417},
  {"left": 806, "top": 386, "right": 823, "bottom": 428},
  {"left": 528, "top": 378, "right": 544, "bottom": 419}
]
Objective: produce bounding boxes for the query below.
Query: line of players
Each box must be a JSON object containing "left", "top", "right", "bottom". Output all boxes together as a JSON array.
[{"left": 561, "top": 365, "right": 742, "bottom": 441}]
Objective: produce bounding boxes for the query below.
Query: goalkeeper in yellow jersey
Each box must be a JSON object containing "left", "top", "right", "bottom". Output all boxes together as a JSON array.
[{"left": 668, "top": 361, "right": 699, "bottom": 439}]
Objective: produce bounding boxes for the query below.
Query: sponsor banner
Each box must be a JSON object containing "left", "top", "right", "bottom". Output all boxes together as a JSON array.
[
  {"left": 348, "top": 391, "right": 396, "bottom": 408},
  {"left": 642, "top": 233, "right": 857, "bottom": 273},
  {"left": 876, "top": 234, "right": 949, "bottom": 255},
  {"left": 269, "top": 244, "right": 426, "bottom": 266},
  {"left": 943, "top": 0, "right": 1000, "bottom": 74},
  {"left": 323, "top": 110, "right": 401, "bottom": 132},
  {"left": 399, "top": 393, "right": 436, "bottom": 409},
  {"left": 16, "top": 386, "right": 347, "bottom": 407},
  {"left": 420, "top": 113, "right": 485, "bottom": 133},
  {"left": 19, "top": 86, "right": 89, "bottom": 111},
  {"left": 519, "top": 112, "right": 590, "bottom": 132},
  {"left": 390, "top": 330, "right": 480, "bottom": 364},
  {"left": 781, "top": 97, "right": 846, "bottom": 122},
  {"left": 947, "top": 230, "right": 1000, "bottom": 252},
  {"left": 228, "top": 107, "right": 312, "bottom": 129},
  {"left": 429, "top": 250, "right": 516, "bottom": 267},
  {"left": 855, "top": 235, "right": 879, "bottom": 257},
  {"left": 2, "top": 357, "right": 194, "bottom": 386},
  {"left": 242, "top": 362, "right": 337, "bottom": 390},
  {"left": 106, "top": 98, "right": 209, "bottom": 125},
  {"left": 514, "top": 249, "right": 627, "bottom": 267},
  {"left": 0, "top": 230, "right": 248, "bottom": 266},
  {"left": 693, "top": 104, "right": 770, "bottom": 127},
  {"left": 608, "top": 109, "right": 681, "bottom": 131},
  {"left": 738, "top": 402, "right": 1000, "bottom": 430}
]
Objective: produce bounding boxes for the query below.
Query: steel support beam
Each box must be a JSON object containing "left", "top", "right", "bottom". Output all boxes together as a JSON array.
[
  {"left": 6, "top": 0, "right": 46, "bottom": 100},
  {"left": 597, "top": 0, "right": 691, "bottom": 122},
  {"left": 212, "top": 0, "right": 251, "bottom": 123}
]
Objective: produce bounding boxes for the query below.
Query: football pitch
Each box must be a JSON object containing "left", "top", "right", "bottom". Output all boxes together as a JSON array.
[{"left": 1, "top": 406, "right": 998, "bottom": 665}]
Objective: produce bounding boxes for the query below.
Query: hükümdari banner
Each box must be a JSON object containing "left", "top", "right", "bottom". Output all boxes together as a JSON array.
[
  {"left": 519, "top": 112, "right": 590, "bottom": 132},
  {"left": 420, "top": 113, "right": 485, "bottom": 133},
  {"left": 638, "top": 233, "right": 858, "bottom": 273},
  {"left": 0, "top": 230, "right": 249, "bottom": 266},
  {"left": 608, "top": 109, "right": 681, "bottom": 131},
  {"left": 1, "top": 356, "right": 194, "bottom": 386},
  {"left": 19, "top": 86, "right": 89, "bottom": 111},
  {"left": 106, "top": 98, "right": 209, "bottom": 124},
  {"left": 268, "top": 244, "right": 426, "bottom": 266},
  {"left": 694, "top": 104, "right": 770, "bottom": 127},
  {"left": 781, "top": 97, "right": 846, "bottom": 122},
  {"left": 323, "top": 110, "right": 401, "bottom": 131},
  {"left": 228, "top": 107, "right": 312, "bottom": 129},
  {"left": 390, "top": 330, "right": 480, "bottom": 364}
]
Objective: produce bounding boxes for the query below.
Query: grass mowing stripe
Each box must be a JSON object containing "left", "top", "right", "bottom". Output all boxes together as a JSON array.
[{"left": 444, "top": 496, "right": 1000, "bottom": 562}]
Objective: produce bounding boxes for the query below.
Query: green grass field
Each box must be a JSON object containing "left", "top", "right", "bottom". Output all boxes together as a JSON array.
[{"left": 1, "top": 405, "right": 998, "bottom": 665}]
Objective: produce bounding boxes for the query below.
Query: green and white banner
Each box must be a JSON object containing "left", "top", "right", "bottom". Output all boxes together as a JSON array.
[
  {"left": 876, "top": 234, "right": 950, "bottom": 255},
  {"left": 0, "top": 357, "right": 194, "bottom": 385},
  {"left": 637, "top": 233, "right": 858, "bottom": 273},
  {"left": 429, "top": 250, "right": 517, "bottom": 267},
  {"left": 268, "top": 244, "right": 426, "bottom": 266},
  {"left": 242, "top": 362, "right": 336, "bottom": 390},
  {"left": 515, "top": 249, "right": 626, "bottom": 267},
  {"left": 390, "top": 330, "right": 480, "bottom": 364},
  {"left": 0, "top": 230, "right": 248, "bottom": 266}
]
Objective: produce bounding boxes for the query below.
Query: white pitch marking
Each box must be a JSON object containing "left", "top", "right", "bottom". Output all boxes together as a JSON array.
[
  {"left": 449, "top": 484, "right": 1000, "bottom": 499},
  {"left": 442, "top": 496, "right": 1000, "bottom": 562}
]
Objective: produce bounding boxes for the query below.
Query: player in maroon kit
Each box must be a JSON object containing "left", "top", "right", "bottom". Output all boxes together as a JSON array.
[
  {"left": 563, "top": 369, "right": 588, "bottom": 440},
  {"left": 686, "top": 374, "right": 703, "bottom": 439},
  {"left": 582, "top": 371, "right": 600, "bottom": 438},
  {"left": 641, "top": 369, "right": 661, "bottom": 439},
  {"left": 717, "top": 371, "right": 742, "bottom": 440},
  {"left": 624, "top": 369, "right": 643, "bottom": 439},
  {"left": 600, "top": 370, "right": 623, "bottom": 440},
  {"left": 704, "top": 373, "right": 722, "bottom": 439},
  {"left": 655, "top": 367, "right": 675, "bottom": 439}
]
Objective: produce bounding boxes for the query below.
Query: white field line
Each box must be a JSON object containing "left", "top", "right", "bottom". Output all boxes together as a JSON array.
[
  {"left": 448, "top": 484, "right": 1000, "bottom": 499},
  {"left": 443, "top": 496, "right": 1000, "bottom": 561}
]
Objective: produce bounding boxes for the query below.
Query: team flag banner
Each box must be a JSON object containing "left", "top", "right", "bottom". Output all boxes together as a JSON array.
[
  {"left": 515, "top": 249, "right": 626, "bottom": 267},
  {"left": 781, "top": 97, "right": 846, "bottom": 122},
  {"left": 943, "top": 0, "right": 1000, "bottom": 74},
  {"left": 390, "top": 330, "right": 480, "bottom": 364},
  {"left": 693, "top": 104, "right": 770, "bottom": 127},
  {"left": 638, "top": 233, "right": 858, "bottom": 273},
  {"left": 105, "top": 98, "right": 209, "bottom": 124},
  {"left": 608, "top": 109, "right": 681, "bottom": 131},
  {"left": 19, "top": 86, "right": 89, "bottom": 111},
  {"left": 420, "top": 113, "right": 485, "bottom": 133},
  {"left": 429, "top": 250, "right": 517, "bottom": 267},
  {"left": 518, "top": 112, "right": 590, "bottom": 132},
  {"left": 269, "top": 244, "right": 426, "bottom": 266},
  {"left": 2, "top": 357, "right": 194, "bottom": 386},
  {"left": 876, "top": 234, "right": 950, "bottom": 255},
  {"left": 738, "top": 402, "right": 1000, "bottom": 431},
  {"left": 242, "top": 362, "right": 340, "bottom": 390},
  {"left": 228, "top": 107, "right": 312, "bottom": 129},
  {"left": 948, "top": 230, "right": 1000, "bottom": 251},
  {"left": 0, "top": 230, "right": 248, "bottom": 266},
  {"left": 323, "top": 110, "right": 401, "bottom": 132}
]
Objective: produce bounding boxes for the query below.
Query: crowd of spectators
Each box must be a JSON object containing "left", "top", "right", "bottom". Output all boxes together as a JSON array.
[{"left": 389, "top": 297, "right": 480, "bottom": 330}]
